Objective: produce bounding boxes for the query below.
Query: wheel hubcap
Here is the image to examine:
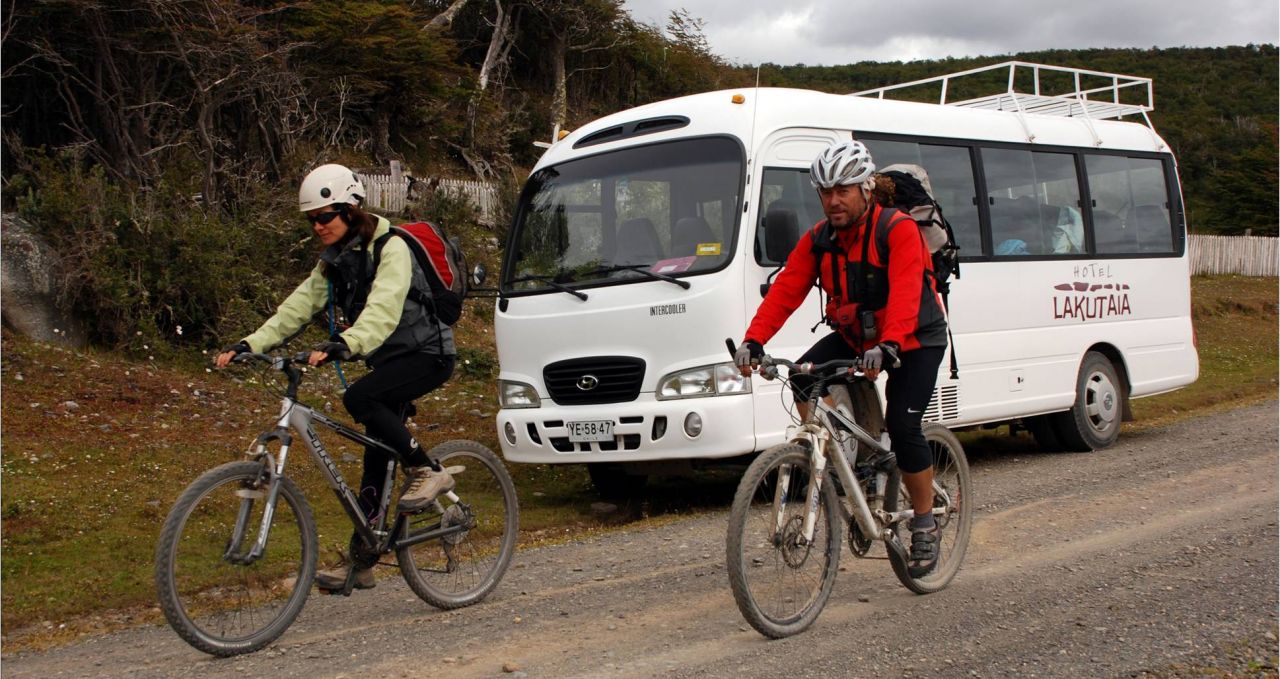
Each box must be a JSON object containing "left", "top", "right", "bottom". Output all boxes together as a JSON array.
[{"left": 1084, "top": 371, "right": 1119, "bottom": 433}]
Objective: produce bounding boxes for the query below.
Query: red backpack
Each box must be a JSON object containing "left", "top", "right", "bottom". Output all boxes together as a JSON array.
[{"left": 373, "top": 221, "right": 468, "bottom": 325}]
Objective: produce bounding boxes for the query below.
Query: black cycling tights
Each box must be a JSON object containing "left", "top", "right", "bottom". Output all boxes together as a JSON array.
[
  {"left": 792, "top": 333, "right": 945, "bottom": 474},
  {"left": 342, "top": 352, "right": 455, "bottom": 521}
]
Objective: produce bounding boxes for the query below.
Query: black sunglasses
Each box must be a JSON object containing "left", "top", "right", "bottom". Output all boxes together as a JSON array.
[{"left": 307, "top": 209, "right": 345, "bottom": 226}]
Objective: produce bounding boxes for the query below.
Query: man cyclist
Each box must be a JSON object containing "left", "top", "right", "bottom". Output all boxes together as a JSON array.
[{"left": 735, "top": 140, "right": 949, "bottom": 577}]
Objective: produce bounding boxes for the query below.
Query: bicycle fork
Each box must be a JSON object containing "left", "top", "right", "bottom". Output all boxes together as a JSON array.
[{"left": 224, "top": 405, "right": 295, "bottom": 566}]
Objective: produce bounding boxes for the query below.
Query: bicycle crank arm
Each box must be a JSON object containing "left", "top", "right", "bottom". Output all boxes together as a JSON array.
[
  {"left": 394, "top": 521, "right": 470, "bottom": 550},
  {"left": 882, "top": 529, "right": 909, "bottom": 563}
]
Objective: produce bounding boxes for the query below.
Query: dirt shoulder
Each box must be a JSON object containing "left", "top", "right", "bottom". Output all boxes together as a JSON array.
[{"left": 4, "top": 401, "right": 1277, "bottom": 678}]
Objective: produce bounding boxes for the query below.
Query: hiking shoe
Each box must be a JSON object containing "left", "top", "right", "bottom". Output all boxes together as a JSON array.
[
  {"left": 399, "top": 465, "right": 456, "bottom": 511},
  {"left": 314, "top": 561, "right": 375, "bottom": 591}
]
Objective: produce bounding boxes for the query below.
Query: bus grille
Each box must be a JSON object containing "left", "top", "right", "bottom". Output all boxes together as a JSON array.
[
  {"left": 924, "top": 384, "right": 960, "bottom": 422},
  {"left": 544, "top": 357, "right": 646, "bottom": 405}
]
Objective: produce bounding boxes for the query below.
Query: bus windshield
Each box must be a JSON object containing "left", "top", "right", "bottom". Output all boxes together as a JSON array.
[{"left": 504, "top": 137, "right": 743, "bottom": 295}]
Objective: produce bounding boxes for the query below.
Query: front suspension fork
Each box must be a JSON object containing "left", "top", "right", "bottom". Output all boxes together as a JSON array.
[{"left": 224, "top": 441, "right": 287, "bottom": 565}]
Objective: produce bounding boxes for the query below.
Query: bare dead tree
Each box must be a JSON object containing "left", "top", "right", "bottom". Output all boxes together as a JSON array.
[
  {"left": 5, "top": 0, "right": 310, "bottom": 210},
  {"left": 528, "top": 0, "right": 630, "bottom": 131},
  {"left": 427, "top": 0, "right": 474, "bottom": 29},
  {"left": 477, "top": 0, "right": 516, "bottom": 92}
]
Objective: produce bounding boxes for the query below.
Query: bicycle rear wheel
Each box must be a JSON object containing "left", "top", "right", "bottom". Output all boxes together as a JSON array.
[
  {"left": 155, "top": 460, "right": 317, "bottom": 656},
  {"left": 726, "top": 443, "right": 842, "bottom": 638},
  {"left": 397, "top": 440, "right": 518, "bottom": 609},
  {"left": 887, "top": 424, "right": 973, "bottom": 594}
]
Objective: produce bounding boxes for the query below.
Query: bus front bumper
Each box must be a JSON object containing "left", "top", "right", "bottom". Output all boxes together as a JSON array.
[{"left": 496, "top": 394, "right": 757, "bottom": 464}]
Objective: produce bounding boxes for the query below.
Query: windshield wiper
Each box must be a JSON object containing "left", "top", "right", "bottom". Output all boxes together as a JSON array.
[
  {"left": 506, "top": 274, "right": 589, "bottom": 301},
  {"left": 583, "top": 264, "right": 691, "bottom": 289}
]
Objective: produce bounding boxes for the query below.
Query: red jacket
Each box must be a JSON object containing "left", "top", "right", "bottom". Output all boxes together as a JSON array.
[{"left": 745, "top": 204, "right": 947, "bottom": 353}]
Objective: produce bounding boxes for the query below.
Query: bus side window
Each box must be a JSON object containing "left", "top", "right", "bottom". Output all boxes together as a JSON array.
[
  {"left": 1132, "top": 205, "right": 1173, "bottom": 252},
  {"left": 862, "top": 138, "right": 982, "bottom": 257},
  {"left": 1092, "top": 210, "right": 1131, "bottom": 254},
  {"left": 1085, "top": 154, "right": 1174, "bottom": 256}
]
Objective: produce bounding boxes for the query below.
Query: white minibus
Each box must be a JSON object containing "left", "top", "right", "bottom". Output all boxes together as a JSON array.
[{"left": 492, "top": 62, "right": 1199, "bottom": 494}]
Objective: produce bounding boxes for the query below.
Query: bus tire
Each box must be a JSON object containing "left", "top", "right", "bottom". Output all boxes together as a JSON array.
[{"left": 1051, "top": 351, "right": 1122, "bottom": 452}]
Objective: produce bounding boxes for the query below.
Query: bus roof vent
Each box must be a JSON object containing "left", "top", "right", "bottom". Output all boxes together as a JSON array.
[
  {"left": 852, "top": 61, "right": 1157, "bottom": 146},
  {"left": 574, "top": 115, "right": 690, "bottom": 149}
]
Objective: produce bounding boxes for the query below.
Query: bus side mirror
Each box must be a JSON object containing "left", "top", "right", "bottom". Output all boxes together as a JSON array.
[{"left": 472, "top": 263, "right": 488, "bottom": 287}]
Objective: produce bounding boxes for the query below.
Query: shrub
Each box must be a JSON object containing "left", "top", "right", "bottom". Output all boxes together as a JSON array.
[{"left": 10, "top": 147, "right": 313, "bottom": 353}]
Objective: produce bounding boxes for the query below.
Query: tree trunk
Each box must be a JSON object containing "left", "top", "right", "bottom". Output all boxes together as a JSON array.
[
  {"left": 477, "top": 0, "right": 512, "bottom": 92},
  {"left": 550, "top": 30, "right": 568, "bottom": 132},
  {"left": 427, "top": 0, "right": 472, "bottom": 29},
  {"left": 372, "top": 107, "right": 393, "bottom": 164}
]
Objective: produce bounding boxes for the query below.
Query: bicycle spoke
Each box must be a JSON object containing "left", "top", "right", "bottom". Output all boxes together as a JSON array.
[
  {"left": 156, "top": 461, "right": 316, "bottom": 656},
  {"left": 397, "top": 441, "right": 517, "bottom": 609},
  {"left": 728, "top": 444, "right": 841, "bottom": 638}
]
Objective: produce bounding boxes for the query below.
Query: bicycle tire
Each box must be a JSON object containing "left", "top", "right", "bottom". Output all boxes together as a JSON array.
[
  {"left": 397, "top": 440, "right": 518, "bottom": 609},
  {"left": 726, "top": 443, "right": 842, "bottom": 638},
  {"left": 887, "top": 424, "right": 973, "bottom": 594},
  {"left": 155, "top": 460, "right": 317, "bottom": 656}
]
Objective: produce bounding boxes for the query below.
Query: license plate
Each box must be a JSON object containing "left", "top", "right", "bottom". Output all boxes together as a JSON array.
[{"left": 566, "top": 420, "right": 614, "bottom": 443}]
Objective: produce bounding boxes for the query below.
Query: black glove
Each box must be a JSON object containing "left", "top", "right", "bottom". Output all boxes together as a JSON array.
[
  {"left": 862, "top": 342, "right": 900, "bottom": 373},
  {"left": 734, "top": 339, "right": 764, "bottom": 373},
  {"left": 222, "top": 340, "right": 251, "bottom": 356},
  {"left": 313, "top": 339, "right": 352, "bottom": 363}
]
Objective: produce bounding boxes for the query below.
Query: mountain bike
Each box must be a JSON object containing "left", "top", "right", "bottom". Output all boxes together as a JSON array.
[
  {"left": 154, "top": 352, "right": 519, "bottom": 656},
  {"left": 724, "top": 341, "right": 972, "bottom": 638}
]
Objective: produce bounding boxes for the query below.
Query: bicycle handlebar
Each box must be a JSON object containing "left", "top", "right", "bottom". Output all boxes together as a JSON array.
[
  {"left": 726, "top": 338, "right": 864, "bottom": 381},
  {"left": 233, "top": 351, "right": 311, "bottom": 370}
]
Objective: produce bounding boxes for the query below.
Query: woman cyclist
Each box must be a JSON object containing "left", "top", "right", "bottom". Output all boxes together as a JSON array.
[{"left": 216, "top": 163, "right": 456, "bottom": 591}]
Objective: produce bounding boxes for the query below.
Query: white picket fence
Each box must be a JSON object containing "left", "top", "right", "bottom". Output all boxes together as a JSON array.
[
  {"left": 358, "top": 166, "right": 500, "bottom": 224},
  {"left": 1188, "top": 234, "right": 1278, "bottom": 276}
]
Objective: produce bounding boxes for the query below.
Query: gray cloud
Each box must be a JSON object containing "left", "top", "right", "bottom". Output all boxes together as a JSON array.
[{"left": 624, "top": 0, "right": 1279, "bottom": 65}]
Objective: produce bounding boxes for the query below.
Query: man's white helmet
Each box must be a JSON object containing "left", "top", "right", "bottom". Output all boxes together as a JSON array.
[
  {"left": 299, "top": 163, "right": 365, "bottom": 212},
  {"left": 810, "top": 140, "right": 876, "bottom": 189}
]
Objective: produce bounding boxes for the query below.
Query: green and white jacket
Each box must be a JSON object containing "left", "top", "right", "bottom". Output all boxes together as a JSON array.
[{"left": 243, "top": 216, "right": 455, "bottom": 366}]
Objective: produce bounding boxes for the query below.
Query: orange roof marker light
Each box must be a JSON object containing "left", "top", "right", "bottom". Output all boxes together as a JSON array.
[
  {"left": 557, "top": 129, "right": 571, "bottom": 140},
  {"left": 731, "top": 93, "right": 746, "bottom": 104}
]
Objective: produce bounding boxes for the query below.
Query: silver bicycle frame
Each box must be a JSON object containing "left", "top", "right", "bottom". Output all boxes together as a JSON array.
[
  {"left": 233, "top": 394, "right": 462, "bottom": 562},
  {"left": 787, "top": 396, "right": 950, "bottom": 545}
]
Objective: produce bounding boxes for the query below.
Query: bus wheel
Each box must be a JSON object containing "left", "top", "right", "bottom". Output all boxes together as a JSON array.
[
  {"left": 1051, "top": 351, "right": 1122, "bottom": 452},
  {"left": 586, "top": 463, "right": 649, "bottom": 500}
]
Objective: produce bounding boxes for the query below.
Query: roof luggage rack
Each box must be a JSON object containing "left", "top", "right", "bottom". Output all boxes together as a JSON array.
[{"left": 852, "top": 61, "right": 1160, "bottom": 147}]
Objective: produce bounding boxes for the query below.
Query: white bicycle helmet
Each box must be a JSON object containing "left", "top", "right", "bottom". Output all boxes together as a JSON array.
[
  {"left": 298, "top": 163, "right": 365, "bottom": 212},
  {"left": 810, "top": 140, "right": 876, "bottom": 189}
]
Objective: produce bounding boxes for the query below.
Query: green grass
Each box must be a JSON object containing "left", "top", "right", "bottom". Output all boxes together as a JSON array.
[{"left": 1, "top": 275, "right": 1275, "bottom": 649}]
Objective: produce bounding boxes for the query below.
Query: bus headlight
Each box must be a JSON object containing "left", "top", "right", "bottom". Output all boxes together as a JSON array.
[
  {"left": 656, "top": 363, "right": 751, "bottom": 400},
  {"left": 499, "top": 380, "right": 541, "bottom": 409}
]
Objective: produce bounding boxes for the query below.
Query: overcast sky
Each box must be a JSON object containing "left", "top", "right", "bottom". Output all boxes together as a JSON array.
[{"left": 624, "top": 0, "right": 1279, "bottom": 66}]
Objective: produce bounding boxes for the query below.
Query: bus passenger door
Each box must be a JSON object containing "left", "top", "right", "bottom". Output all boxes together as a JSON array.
[{"left": 749, "top": 128, "right": 845, "bottom": 450}]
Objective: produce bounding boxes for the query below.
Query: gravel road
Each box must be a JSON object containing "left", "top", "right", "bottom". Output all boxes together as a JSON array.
[{"left": 5, "top": 401, "right": 1277, "bottom": 678}]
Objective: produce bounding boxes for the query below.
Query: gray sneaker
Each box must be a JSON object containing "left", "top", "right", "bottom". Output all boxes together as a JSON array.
[
  {"left": 314, "top": 561, "right": 375, "bottom": 591},
  {"left": 399, "top": 465, "right": 457, "bottom": 511}
]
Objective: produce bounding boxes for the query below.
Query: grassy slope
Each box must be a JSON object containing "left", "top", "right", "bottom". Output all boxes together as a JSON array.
[{"left": 1, "top": 275, "right": 1275, "bottom": 647}]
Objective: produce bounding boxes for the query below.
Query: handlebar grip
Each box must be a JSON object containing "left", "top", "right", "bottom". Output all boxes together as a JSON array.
[{"left": 725, "top": 338, "right": 737, "bottom": 357}]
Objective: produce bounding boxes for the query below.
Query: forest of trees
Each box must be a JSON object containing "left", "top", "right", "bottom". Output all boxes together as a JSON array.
[{"left": 1, "top": 1, "right": 1275, "bottom": 351}]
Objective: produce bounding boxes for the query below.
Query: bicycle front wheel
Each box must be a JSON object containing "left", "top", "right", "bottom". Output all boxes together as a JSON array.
[
  {"left": 397, "top": 440, "right": 518, "bottom": 609},
  {"left": 155, "top": 460, "right": 317, "bottom": 656},
  {"left": 726, "top": 443, "right": 842, "bottom": 638},
  {"left": 888, "top": 424, "right": 973, "bottom": 594}
]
